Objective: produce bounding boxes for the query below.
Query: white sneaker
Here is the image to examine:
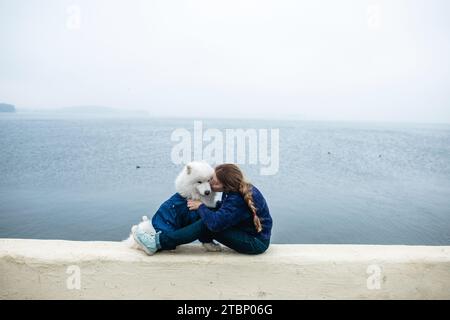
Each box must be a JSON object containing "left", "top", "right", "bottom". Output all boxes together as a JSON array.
[
  {"left": 202, "top": 241, "right": 222, "bottom": 252},
  {"left": 132, "top": 225, "right": 159, "bottom": 255}
]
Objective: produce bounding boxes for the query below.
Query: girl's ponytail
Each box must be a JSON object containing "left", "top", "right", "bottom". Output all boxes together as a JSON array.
[{"left": 239, "top": 181, "right": 262, "bottom": 233}]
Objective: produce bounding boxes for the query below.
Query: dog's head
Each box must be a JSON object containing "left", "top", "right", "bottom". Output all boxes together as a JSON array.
[{"left": 175, "top": 161, "right": 214, "bottom": 198}]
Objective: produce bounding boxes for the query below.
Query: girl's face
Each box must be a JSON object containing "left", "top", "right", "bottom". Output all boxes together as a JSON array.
[{"left": 210, "top": 172, "right": 224, "bottom": 192}]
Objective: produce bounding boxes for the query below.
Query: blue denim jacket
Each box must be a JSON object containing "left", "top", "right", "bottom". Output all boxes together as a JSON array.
[
  {"left": 198, "top": 185, "right": 273, "bottom": 241},
  {"left": 151, "top": 193, "right": 200, "bottom": 232}
]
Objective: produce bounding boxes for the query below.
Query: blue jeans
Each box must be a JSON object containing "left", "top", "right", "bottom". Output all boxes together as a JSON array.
[{"left": 157, "top": 219, "right": 270, "bottom": 255}]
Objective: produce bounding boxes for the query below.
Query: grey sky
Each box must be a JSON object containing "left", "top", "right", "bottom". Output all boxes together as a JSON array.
[{"left": 1, "top": 0, "right": 449, "bottom": 122}]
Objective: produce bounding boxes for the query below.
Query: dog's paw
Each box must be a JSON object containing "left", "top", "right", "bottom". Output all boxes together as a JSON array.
[{"left": 202, "top": 242, "right": 222, "bottom": 252}]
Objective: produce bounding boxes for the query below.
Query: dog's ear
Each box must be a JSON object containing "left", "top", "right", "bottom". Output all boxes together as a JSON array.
[{"left": 186, "top": 165, "right": 192, "bottom": 175}]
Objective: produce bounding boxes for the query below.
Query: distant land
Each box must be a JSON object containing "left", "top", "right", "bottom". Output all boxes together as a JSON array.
[
  {"left": 0, "top": 103, "right": 16, "bottom": 112},
  {"left": 57, "top": 105, "right": 133, "bottom": 114},
  {"left": 17, "top": 105, "right": 148, "bottom": 116}
]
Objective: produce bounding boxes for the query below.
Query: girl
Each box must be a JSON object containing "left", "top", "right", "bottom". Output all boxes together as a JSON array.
[{"left": 132, "top": 163, "right": 273, "bottom": 255}]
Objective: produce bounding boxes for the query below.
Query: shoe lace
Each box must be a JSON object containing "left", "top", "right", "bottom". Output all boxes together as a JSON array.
[{"left": 141, "top": 231, "right": 156, "bottom": 241}]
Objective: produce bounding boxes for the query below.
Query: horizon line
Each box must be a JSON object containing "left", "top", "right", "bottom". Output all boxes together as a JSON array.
[{"left": 6, "top": 108, "right": 450, "bottom": 126}]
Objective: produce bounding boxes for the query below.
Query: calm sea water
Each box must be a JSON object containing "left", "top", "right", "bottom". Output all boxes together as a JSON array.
[{"left": 1, "top": 113, "right": 449, "bottom": 244}]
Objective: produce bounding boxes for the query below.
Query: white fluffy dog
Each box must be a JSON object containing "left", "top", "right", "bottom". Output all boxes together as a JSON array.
[
  {"left": 123, "top": 161, "right": 221, "bottom": 252},
  {"left": 175, "top": 161, "right": 217, "bottom": 208}
]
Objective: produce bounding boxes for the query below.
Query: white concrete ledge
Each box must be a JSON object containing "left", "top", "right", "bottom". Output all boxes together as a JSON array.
[{"left": 1, "top": 239, "right": 449, "bottom": 299}]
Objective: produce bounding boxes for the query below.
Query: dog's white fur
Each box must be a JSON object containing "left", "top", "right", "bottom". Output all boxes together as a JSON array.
[
  {"left": 123, "top": 161, "right": 221, "bottom": 252},
  {"left": 175, "top": 161, "right": 217, "bottom": 208}
]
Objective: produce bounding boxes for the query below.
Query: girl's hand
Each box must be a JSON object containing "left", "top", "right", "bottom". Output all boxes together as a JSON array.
[{"left": 187, "top": 200, "right": 202, "bottom": 211}]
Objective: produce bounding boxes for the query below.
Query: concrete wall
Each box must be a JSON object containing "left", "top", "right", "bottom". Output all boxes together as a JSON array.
[{"left": 1, "top": 239, "right": 449, "bottom": 299}]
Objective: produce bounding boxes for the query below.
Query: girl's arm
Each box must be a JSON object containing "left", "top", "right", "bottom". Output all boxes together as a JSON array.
[{"left": 197, "top": 194, "right": 248, "bottom": 232}]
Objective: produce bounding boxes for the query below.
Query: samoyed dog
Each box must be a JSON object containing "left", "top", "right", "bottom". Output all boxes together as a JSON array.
[
  {"left": 174, "top": 160, "right": 217, "bottom": 208},
  {"left": 123, "top": 161, "right": 221, "bottom": 252}
]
